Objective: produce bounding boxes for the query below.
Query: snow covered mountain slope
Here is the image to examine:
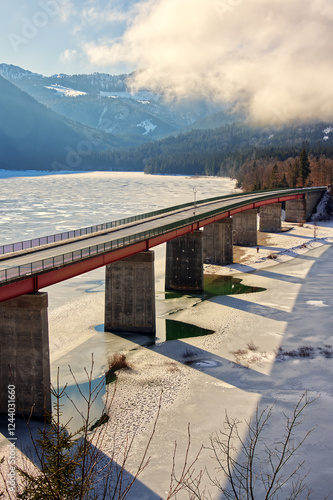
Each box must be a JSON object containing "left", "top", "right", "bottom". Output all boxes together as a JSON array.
[{"left": 0, "top": 64, "right": 235, "bottom": 144}]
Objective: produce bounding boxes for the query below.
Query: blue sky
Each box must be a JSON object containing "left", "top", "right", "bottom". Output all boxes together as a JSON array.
[{"left": 0, "top": 0, "right": 139, "bottom": 76}]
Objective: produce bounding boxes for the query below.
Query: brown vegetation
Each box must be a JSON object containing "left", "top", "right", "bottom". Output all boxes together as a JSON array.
[{"left": 239, "top": 153, "right": 333, "bottom": 192}]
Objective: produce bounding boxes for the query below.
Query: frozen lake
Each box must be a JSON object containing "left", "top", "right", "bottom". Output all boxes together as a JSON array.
[
  {"left": 0, "top": 171, "right": 238, "bottom": 243},
  {"left": 0, "top": 170, "right": 238, "bottom": 427}
]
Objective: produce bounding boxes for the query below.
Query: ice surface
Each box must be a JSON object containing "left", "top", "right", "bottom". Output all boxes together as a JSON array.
[{"left": 0, "top": 171, "right": 237, "bottom": 244}]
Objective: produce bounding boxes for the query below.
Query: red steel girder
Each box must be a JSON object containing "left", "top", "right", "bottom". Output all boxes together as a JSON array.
[{"left": 0, "top": 192, "right": 307, "bottom": 303}]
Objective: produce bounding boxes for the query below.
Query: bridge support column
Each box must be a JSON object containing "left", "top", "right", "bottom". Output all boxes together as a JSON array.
[
  {"left": 233, "top": 209, "right": 258, "bottom": 246},
  {"left": 203, "top": 218, "right": 233, "bottom": 265},
  {"left": 105, "top": 251, "right": 155, "bottom": 334},
  {"left": 259, "top": 203, "right": 282, "bottom": 232},
  {"left": 285, "top": 199, "right": 306, "bottom": 222},
  {"left": 165, "top": 231, "right": 203, "bottom": 292},
  {"left": 0, "top": 292, "right": 51, "bottom": 419}
]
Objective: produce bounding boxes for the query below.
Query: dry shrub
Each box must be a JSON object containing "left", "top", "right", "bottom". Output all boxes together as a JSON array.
[
  {"left": 232, "top": 344, "right": 268, "bottom": 367},
  {"left": 321, "top": 349, "right": 333, "bottom": 359},
  {"left": 277, "top": 346, "right": 316, "bottom": 360},
  {"left": 298, "top": 346, "right": 315, "bottom": 358},
  {"left": 182, "top": 348, "right": 198, "bottom": 359},
  {"left": 108, "top": 352, "right": 131, "bottom": 374},
  {"left": 232, "top": 349, "right": 248, "bottom": 359},
  {"left": 166, "top": 362, "right": 180, "bottom": 373},
  {"left": 247, "top": 341, "right": 259, "bottom": 352}
]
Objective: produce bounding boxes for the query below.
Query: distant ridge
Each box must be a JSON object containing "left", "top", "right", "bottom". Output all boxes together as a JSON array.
[
  {"left": 0, "top": 63, "right": 234, "bottom": 144},
  {"left": 0, "top": 75, "right": 125, "bottom": 171}
]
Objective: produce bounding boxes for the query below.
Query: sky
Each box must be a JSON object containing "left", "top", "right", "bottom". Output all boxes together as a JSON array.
[{"left": 1, "top": 0, "right": 333, "bottom": 124}]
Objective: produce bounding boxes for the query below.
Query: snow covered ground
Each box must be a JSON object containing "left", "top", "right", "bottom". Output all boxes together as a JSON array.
[
  {"left": 107, "top": 220, "right": 333, "bottom": 499},
  {"left": 0, "top": 172, "right": 332, "bottom": 498}
]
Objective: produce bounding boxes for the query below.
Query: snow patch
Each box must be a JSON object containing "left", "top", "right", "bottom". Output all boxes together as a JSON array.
[
  {"left": 100, "top": 90, "right": 158, "bottom": 101},
  {"left": 137, "top": 120, "right": 157, "bottom": 135},
  {"left": 98, "top": 106, "right": 108, "bottom": 126},
  {"left": 323, "top": 126, "right": 333, "bottom": 135},
  {"left": 306, "top": 300, "right": 328, "bottom": 307},
  {"left": 45, "top": 85, "right": 87, "bottom": 97}
]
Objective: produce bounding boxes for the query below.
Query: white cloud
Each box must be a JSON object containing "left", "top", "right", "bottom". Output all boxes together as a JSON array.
[
  {"left": 59, "top": 48, "right": 77, "bottom": 64},
  {"left": 58, "top": 0, "right": 77, "bottom": 22},
  {"left": 83, "top": 0, "right": 333, "bottom": 124},
  {"left": 80, "top": 6, "right": 130, "bottom": 24}
]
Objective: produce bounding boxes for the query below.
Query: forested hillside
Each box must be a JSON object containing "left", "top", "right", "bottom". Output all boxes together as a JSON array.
[{"left": 81, "top": 121, "right": 333, "bottom": 189}]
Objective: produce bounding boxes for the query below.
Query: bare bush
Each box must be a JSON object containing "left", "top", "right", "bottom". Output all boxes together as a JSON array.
[
  {"left": 247, "top": 341, "right": 259, "bottom": 352},
  {"left": 207, "top": 392, "right": 318, "bottom": 500},
  {"left": 108, "top": 353, "right": 131, "bottom": 374},
  {"left": 0, "top": 358, "right": 203, "bottom": 500}
]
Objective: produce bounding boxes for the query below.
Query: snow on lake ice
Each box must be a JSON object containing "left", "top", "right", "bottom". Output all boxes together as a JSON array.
[
  {"left": 306, "top": 300, "right": 329, "bottom": 307},
  {"left": 0, "top": 171, "right": 237, "bottom": 243}
]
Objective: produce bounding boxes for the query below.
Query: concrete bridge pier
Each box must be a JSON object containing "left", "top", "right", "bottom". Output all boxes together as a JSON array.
[
  {"left": 285, "top": 192, "right": 324, "bottom": 222},
  {"left": 203, "top": 218, "right": 233, "bottom": 265},
  {"left": 105, "top": 251, "right": 156, "bottom": 334},
  {"left": 233, "top": 209, "right": 258, "bottom": 246},
  {"left": 165, "top": 231, "right": 203, "bottom": 292},
  {"left": 0, "top": 292, "right": 51, "bottom": 419},
  {"left": 259, "top": 203, "right": 282, "bottom": 232},
  {"left": 285, "top": 199, "right": 306, "bottom": 222}
]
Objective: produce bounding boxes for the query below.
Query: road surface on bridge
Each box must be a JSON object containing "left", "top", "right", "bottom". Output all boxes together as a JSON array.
[{"left": 0, "top": 187, "right": 326, "bottom": 302}]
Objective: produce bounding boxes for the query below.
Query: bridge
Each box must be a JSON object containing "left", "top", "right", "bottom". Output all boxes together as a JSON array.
[{"left": 0, "top": 186, "right": 326, "bottom": 417}]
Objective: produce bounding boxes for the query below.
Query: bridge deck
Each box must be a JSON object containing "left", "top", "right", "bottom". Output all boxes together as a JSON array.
[{"left": 0, "top": 187, "right": 326, "bottom": 302}]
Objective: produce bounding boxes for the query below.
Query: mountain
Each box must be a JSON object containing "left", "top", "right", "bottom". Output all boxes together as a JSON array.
[
  {"left": 0, "top": 64, "right": 236, "bottom": 144},
  {"left": 0, "top": 75, "right": 128, "bottom": 171}
]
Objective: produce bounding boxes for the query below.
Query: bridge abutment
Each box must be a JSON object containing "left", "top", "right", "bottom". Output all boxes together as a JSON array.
[
  {"left": 259, "top": 203, "right": 282, "bottom": 232},
  {"left": 203, "top": 218, "right": 233, "bottom": 265},
  {"left": 165, "top": 231, "right": 203, "bottom": 291},
  {"left": 305, "top": 192, "right": 325, "bottom": 219},
  {"left": 233, "top": 209, "right": 258, "bottom": 246},
  {"left": 0, "top": 292, "right": 51, "bottom": 418},
  {"left": 105, "top": 251, "right": 156, "bottom": 334}
]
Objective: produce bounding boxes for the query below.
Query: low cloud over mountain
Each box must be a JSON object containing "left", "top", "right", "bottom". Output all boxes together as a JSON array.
[{"left": 84, "top": 0, "right": 333, "bottom": 125}]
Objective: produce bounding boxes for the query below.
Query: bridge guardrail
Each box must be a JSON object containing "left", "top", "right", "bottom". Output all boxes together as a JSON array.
[
  {"left": 0, "top": 186, "right": 327, "bottom": 285},
  {"left": 1, "top": 186, "right": 312, "bottom": 257},
  {"left": 0, "top": 191, "right": 252, "bottom": 256}
]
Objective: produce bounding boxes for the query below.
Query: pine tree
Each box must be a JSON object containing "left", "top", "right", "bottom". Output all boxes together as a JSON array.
[
  {"left": 299, "top": 148, "right": 311, "bottom": 186},
  {"left": 18, "top": 385, "right": 86, "bottom": 500},
  {"left": 270, "top": 164, "right": 279, "bottom": 188}
]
